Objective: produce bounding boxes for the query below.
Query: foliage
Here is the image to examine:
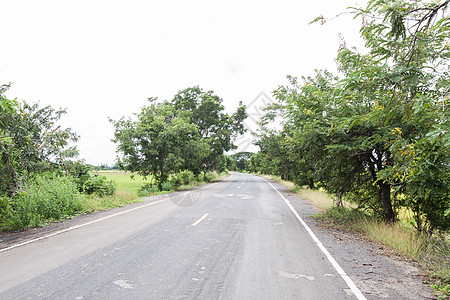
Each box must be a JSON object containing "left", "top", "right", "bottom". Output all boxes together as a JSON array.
[
  {"left": 256, "top": 0, "right": 450, "bottom": 231},
  {"left": 65, "top": 161, "right": 116, "bottom": 196},
  {"left": 0, "top": 84, "right": 78, "bottom": 196},
  {"left": 204, "top": 171, "right": 219, "bottom": 182},
  {"left": 137, "top": 183, "right": 160, "bottom": 196},
  {"left": 228, "top": 152, "right": 253, "bottom": 172},
  {"left": 111, "top": 87, "right": 247, "bottom": 187},
  {"left": 177, "top": 170, "right": 195, "bottom": 185},
  {"left": 171, "top": 86, "right": 247, "bottom": 172},
  {"left": 1, "top": 174, "right": 83, "bottom": 231},
  {"left": 82, "top": 175, "right": 116, "bottom": 196},
  {"left": 111, "top": 99, "right": 210, "bottom": 188}
]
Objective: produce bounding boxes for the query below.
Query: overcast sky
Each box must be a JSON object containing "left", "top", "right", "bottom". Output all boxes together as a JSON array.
[{"left": 1, "top": 0, "right": 367, "bottom": 165}]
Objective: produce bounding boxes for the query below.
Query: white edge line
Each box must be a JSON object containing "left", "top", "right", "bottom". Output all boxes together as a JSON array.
[
  {"left": 191, "top": 213, "right": 209, "bottom": 227},
  {"left": 0, "top": 198, "right": 167, "bottom": 253},
  {"left": 0, "top": 176, "right": 228, "bottom": 253},
  {"left": 263, "top": 178, "right": 367, "bottom": 300}
]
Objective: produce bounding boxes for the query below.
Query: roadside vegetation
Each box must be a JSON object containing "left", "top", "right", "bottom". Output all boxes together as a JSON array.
[
  {"left": 246, "top": 1, "right": 449, "bottom": 297},
  {"left": 110, "top": 86, "right": 246, "bottom": 190},
  {"left": 0, "top": 83, "right": 243, "bottom": 233}
]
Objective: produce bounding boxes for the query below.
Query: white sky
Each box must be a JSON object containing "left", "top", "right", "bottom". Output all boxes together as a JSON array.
[{"left": 1, "top": 0, "right": 367, "bottom": 165}]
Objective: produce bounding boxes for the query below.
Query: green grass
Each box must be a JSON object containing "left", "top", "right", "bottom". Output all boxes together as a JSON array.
[
  {"left": 1, "top": 170, "right": 228, "bottom": 232},
  {"left": 70, "top": 171, "right": 153, "bottom": 215},
  {"left": 94, "top": 171, "right": 153, "bottom": 195}
]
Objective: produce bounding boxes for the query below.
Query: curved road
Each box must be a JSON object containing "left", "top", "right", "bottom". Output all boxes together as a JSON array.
[{"left": 0, "top": 173, "right": 365, "bottom": 299}]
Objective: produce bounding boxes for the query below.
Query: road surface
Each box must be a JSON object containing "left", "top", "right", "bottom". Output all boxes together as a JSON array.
[{"left": 0, "top": 173, "right": 365, "bottom": 299}]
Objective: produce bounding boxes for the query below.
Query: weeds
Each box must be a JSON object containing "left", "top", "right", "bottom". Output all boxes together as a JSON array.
[{"left": 1, "top": 174, "right": 84, "bottom": 231}]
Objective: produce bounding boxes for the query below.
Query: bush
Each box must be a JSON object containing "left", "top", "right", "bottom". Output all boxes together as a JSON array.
[
  {"left": 161, "top": 181, "right": 173, "bottom": 191},
  {"left": 2, "top": 174, "right": 84, "bottom": 230},
  {"left": 204, "top": 171, "right": 218, "bottom": 182},
  {"left": 83, "top": 175, "right": 116, "bottom": 196},
  {"left": 137, "top": 183, "right": 160, "bottom": 197},
  {"left": 168, "top": 174, "right": 180, "bottom": 187},
  {"left": 178, "top": 170, "right": 195, "bottom": 185},
  {"left": 65, "top": 162, "right": 116, "bottom": 197},
  {"left": 197, "top": 173, "right": 204, "bottom": 182}
]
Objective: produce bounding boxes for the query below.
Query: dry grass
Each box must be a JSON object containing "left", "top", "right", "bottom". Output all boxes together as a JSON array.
[
  {"left": 262, "top": 175, "right": 335, "bottom": 211},
  {"left": 362, "top": 219, "right": 426, "bottom": 258},
  {"left": 297, "top": 188, "right": 334, "bottom": 211}
]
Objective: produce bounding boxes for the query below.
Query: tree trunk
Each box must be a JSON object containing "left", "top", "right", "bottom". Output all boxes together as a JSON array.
[
  {"left": 379, "top": 182, "right": 395, "bottom": 222},
  {"left": 308, "top": 178, "right": 315, "bottom": 190}
]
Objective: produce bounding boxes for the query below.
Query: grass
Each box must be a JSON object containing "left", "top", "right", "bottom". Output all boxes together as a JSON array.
[
  {"left": 263, "top": 174, "right": 450, "bottom": 299},
  {"left": 74, "top": 171, "right": 154, "bottom": 213},
  {"left": 263, "top": 175, "right": 335, "bottom": 210},
  {"left": 86, "top": 170, "right": 229, "bottom": 210},
  {"left": 94, "top": 171, "right": 153, "bottom": 195},
  {"left": 0, "top": 170, "right": 228, "bottom": 233}
]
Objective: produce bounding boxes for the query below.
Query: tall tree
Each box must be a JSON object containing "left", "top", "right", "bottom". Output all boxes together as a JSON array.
[
  {"left": 267, "top": 0, "right": 450, "bottom": 229},
  {"left": 343, "top": 0, "right": 450, "bottom": 230},
  {"left": 171, "top": 86, "right": 247, "bottom": 172},
  {"left": 111, "top": 99, "right": 210, "bottom": 188}
]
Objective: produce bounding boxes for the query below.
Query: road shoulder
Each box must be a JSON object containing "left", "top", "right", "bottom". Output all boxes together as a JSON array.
[{"left": 269, "top": 179, "right": 436, "bottom": 300}]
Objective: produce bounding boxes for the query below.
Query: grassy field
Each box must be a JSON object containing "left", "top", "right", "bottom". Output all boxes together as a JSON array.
[
  {"left": 94, "top": 171, "right": 153, "bottom": 195},
  {"left": 78, "top": 171, "right": 153, "bottom": 213}
]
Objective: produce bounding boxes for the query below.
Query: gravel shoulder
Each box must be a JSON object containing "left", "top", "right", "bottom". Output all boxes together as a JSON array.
[{"left": 276, "top": 182, "right": 437, "bottom": 300}]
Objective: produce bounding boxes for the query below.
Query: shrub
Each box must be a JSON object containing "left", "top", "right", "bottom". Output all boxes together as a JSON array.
[
  {"left": 168, "top": 174, "right": 180, "bottom": 187},
  {"left": 3, "top": 174, "right": 83, "bottom": 230},
  {"left": 83, "top": 175, "right": 116, "bottom": 196},
  {"left": 65, "top": 162, "right": 116, "bottom": 197},
  {"left": 161, "top": 181, "right": 173, "bottom": 191},
  {"left": 197, "top": 173, "right": 204, "bottom": 182},
  {"left": 137, "top": 183, "right": 159, "bottom": 197},
  {"left": 178, "top": 170, "right": 195, "bottom": 185},
  {"left": 204, "top": 171, "right": 218, "bottom": 182}
]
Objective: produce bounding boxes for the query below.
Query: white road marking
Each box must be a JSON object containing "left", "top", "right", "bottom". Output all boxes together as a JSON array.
[
  {"left": 1, "top": 179, "right": 225, "bottom": 253},
  {"left": 0, "top": 198, "right": 167, "bottom": 253},
  {"left": 263, "top": 178, "right": 367, "bottom": 300},
  {"left": 192, "top": 213, "right": 209, "bottom": 227}
]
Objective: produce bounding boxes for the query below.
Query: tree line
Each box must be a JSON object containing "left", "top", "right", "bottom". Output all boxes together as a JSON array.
[{"left": 250, "top": 0, "right": 449, "bottom": 233}]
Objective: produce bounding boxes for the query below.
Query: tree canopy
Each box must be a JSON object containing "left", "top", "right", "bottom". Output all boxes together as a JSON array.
[
  {"left": 0, "top": 83, "right": 79, "bottom": 195},
  {"left": 111, "top": 87, "right": 247, "bottom": 187},
  {"left": 254, "top": 0, "right": 449, "bottom": 232}
]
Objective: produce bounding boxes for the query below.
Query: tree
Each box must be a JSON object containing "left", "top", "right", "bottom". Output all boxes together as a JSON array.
[
  {"left": 230, "top": 152, "right": 253, "bottom": 172},
  {"left": 111, "top": 99, "right": 210, "bottom": 188},
  {"left": 171, "top": 86, "right": 247, "bottom": 172},
  {"left": 0, "top": 84, "right": 79, "bottom": 195},
  {"left": 266, "top": 0, "right": 450, "bottom": 229},
  {"left": 342, "top": 0, "right": 450, "bottom": 230}
]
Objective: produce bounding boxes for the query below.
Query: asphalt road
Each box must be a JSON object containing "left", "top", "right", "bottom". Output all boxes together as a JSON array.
[{"left": 0, "top": 173, "right": 366, "bottom": 299}]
